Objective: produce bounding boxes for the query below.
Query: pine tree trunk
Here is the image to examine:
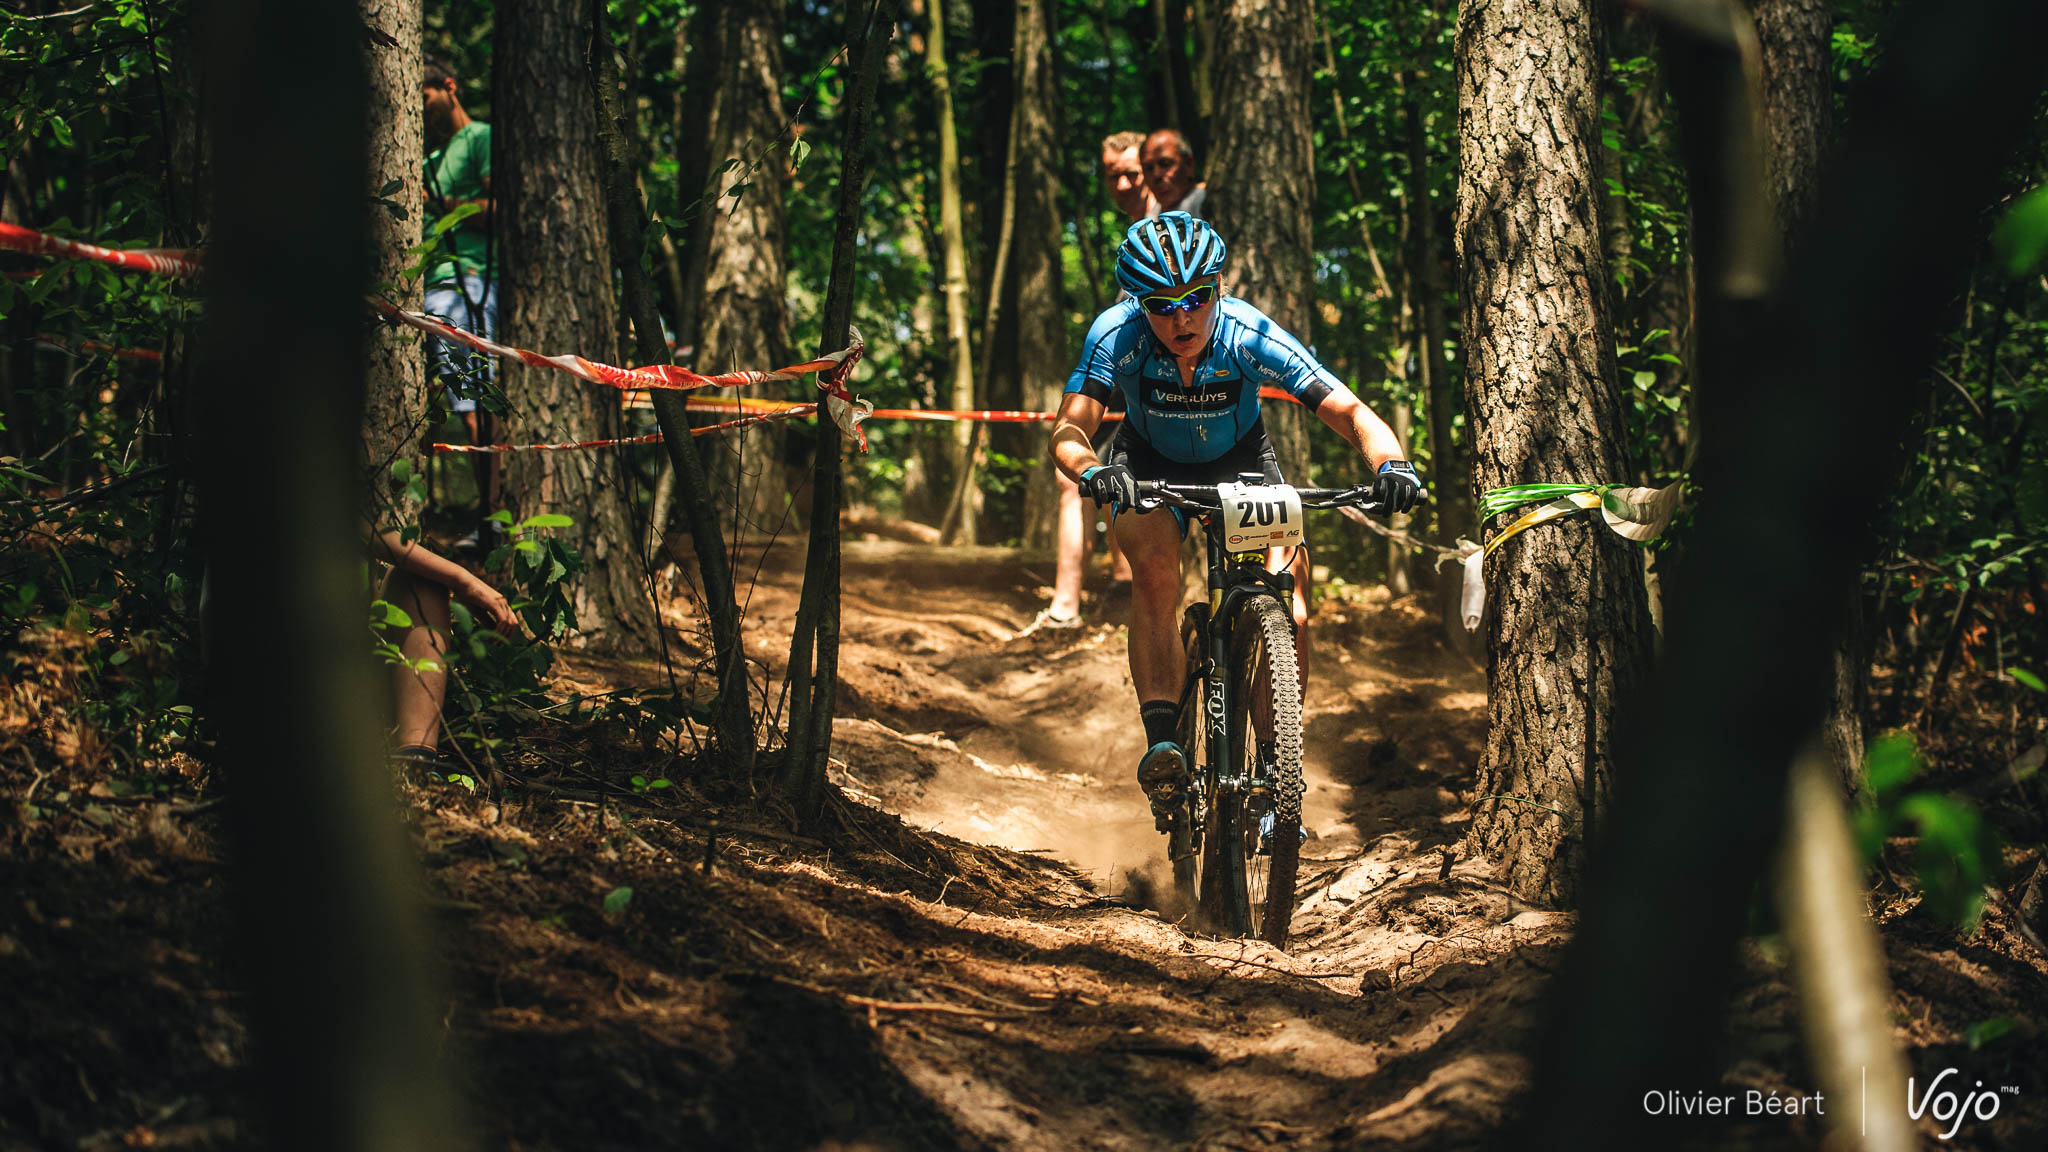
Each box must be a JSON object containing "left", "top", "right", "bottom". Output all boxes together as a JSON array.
[
  {"left": 1456, "top": 0, "right": 1653, "bottom": 904},
  {"left": 1207, "top": 0, "right": 1318, "bottom": 484},
  {"left": 360, "top": 0, "right": 425, "bottom": 528},
  {"left": 693, "top": 0, "right": 793, "bottom": 536},
  {"left": 196, "top": 0, "right": 465, "bottom": 1143},
  {"left": 780, "top": 0, "right": 898, "bottom": 820},
  {"left": 1405, "top": 93, "right": 1466, "bottom": 543},
  {"left": 925, "top": 0, "right": 978, "bottom": 543},
  {"left": 1010, "top": 0, "right": 1067, "bottom": 549},
  {"left": 589, "top": 0, "right": 755, "bottom": 765},
  {"left": 1755, "top": 0, "right": 1862, "bottom": 786},
  {"left": 496, "top": 0, "right": 656, "bottom": 655},
  {"left": 1754, "top": 0, "right": 1832, "bottom": 243}
]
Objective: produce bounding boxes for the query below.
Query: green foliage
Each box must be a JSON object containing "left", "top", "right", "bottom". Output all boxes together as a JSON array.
[
  {"left": 602, "top": 885, "right": 635, "bottom": 917},
  {"left": 1854, "top": 733, "right": 2002, "bottom": 933},
  {"left": 1965, "top": 1017, "right": 2018, "bottom": 1051}
]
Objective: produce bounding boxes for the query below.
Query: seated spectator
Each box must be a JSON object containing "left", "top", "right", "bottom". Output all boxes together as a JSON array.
[{"left": 372, "top": 528, "right": 518, "bottom": 770}]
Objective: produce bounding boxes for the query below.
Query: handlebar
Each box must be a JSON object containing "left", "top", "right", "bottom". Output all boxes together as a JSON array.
[{"left": 1131, "top": 480, "right": 1407, "bottom": 515}]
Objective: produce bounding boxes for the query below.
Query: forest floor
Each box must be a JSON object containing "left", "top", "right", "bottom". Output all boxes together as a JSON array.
[{"left": 3, "top": 535, "right": 2046, "bottom": 1150}]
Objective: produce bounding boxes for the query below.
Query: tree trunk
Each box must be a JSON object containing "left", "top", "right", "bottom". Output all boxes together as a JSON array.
[
  {"left": 1753, "top": 0, "right": 1832, "bottom": 244},
  {"left": 1404, "top": 92, "right": 1466, "bottom": 542},
  {"left": 780, "top": 0, "right": 897, "bottom": 820},
  {"left": 925, "top": 0, "right": 978, "bottom": 543},
  {"left": 1156, "top": 0, "right": 1206, "bottom": 160},
  {"left": 360, "top": 0, "right": 426, "bottom": 529},
  {"left": 496, "top": 0, "right": 657, "bottom": 655},
  {"left": 692, "top": 0, "right": 794, "bottom": 537},
  {"left": 1755, "top": 0, "right": 1861, "bottom": 785},
  {"left": 589, "top": 0, "right": 755, "bottom": 765},
  {"left": 195, "top": 0, "right": 466, "bottom": 1145},
  {"left": 1009, "top": 0, "right": 1068, "bottom": 549},
  {"left": 1208, "top": 0, "right": 1318, "bottom": 485},
  {"left": 1456, "top": 0, "right": 1653, "bottom": 904}
]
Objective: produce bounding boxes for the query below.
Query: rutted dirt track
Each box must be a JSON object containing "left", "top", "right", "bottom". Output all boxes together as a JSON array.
[{"left": 5, "top": 540, "right": 2046, "bottom": 1150}]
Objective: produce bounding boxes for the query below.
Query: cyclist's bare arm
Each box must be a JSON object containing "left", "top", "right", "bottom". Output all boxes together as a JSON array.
[
  {"left": 1313, "top": 382, "right": 1406, "bottom": 471},
  {"left": 1051, "top": 392, "right": 1108, "bottom": 483}
]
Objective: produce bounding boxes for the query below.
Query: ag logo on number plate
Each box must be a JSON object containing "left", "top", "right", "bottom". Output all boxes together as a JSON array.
[{"left": 1217, "top": 482, "right": 1304, "bottom": 553}]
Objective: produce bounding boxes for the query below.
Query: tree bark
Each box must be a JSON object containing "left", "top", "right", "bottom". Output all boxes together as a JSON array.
[
  {"left": 1456, "top": 0, "right": 1653, "bottom": 904},
  {"left": 360, "top": 0, "right": 426, "bottom": 529},
  {"left": 1008, "top": 0, "right": 1068, "bottom": 549},
  {"left": 925, "top": 0, "right": 978, "bottom": 544},
  {"left": 495, "top": 0, "right": 657, "bottom": 655},
  {"left": 1404, "top": 92, "right": 1466, "bottom": 542},
  {"left": 692, "top": 0, "right": 794, "bottom": 536},
  {"left": 1755, "top": 0, "right": 1862, "bottom": 786},
  {"left": 1752, "top": 0, "right": 1832, "bottom": 244},
  {"left": 780, "top": 0, "right": 898, "bottom": 820},
  {"left": 1208, "top": 0, "right": 1319, "bottom": 485},
  {"left": 588, "top": 0, "right": 754, "bottom": 765},
  {"left": 196, "top": 0, "right": 466, "bottom": 1145}
]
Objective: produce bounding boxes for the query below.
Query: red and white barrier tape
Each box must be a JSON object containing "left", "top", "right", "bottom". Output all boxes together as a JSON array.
[
  {"left": 430, "top": 402, "right": 829, "bottom": 454},
  {"left": 371, "top": 298, "right": 872, "bottom": 450},
  {"left": 0, "top": 222, "right": 201, "bottom": 278},
  {"left": 34, "top": 335, "right": 163, "bottom": 363}
]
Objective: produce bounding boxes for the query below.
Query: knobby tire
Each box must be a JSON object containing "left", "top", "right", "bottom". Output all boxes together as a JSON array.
[
  {"left": 1169, "top": 605, "right": 1210, "bottom": 915},
  {"left": 1207, "top": 596, "right": 1303, "bottom": 946}
]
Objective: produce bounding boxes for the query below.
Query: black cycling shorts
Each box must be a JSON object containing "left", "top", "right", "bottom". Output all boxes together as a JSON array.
[{"left": 1102, "top": 420, "right": 1285, "bottom": 534}]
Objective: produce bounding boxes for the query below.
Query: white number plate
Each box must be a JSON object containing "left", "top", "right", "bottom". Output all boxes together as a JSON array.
[{"left": 1217, "top": 482, "right": 1304, "bottom": 552}]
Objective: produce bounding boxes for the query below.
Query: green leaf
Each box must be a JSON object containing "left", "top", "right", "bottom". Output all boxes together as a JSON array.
[
  {"left": 517, "top": 513, "right": 574, "bottom": 531},
  {"left": 1862, "top": 732, "right": 1921, "bottom": 799},
  {"left": 790, "top": 137, "right": 811, "bottom": 172},
  {"left": 1896, "top": 793, "right": 1996, "bottom": 931},
  {"left": 1993, "top": 185, "right": 2048, "bottom": 276},
  {"left": 1966, "top": 1017, "right": 2017, "bottom": 1050},
  {"left": 603, "top": 886, "right": 634, "bottom": 916},
  {"left": 2008, "top": 668, "right": 2045, "bottom": 693},
  {"left": 1633, "top": 370, "right": 1657, "bottom": 390}
]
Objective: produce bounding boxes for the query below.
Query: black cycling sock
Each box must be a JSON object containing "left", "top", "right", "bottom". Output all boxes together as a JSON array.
[{"left": 1139, "top": 700, "right": 1178, "bottom": 748}]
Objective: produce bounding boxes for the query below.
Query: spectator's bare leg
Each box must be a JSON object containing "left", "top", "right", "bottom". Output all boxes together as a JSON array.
[
  {"left": 1051, "top": 470, "right": 1091, "bottom": 620},
  {"left": 380, "top": 569, "right": 455, "bottom": 749}
]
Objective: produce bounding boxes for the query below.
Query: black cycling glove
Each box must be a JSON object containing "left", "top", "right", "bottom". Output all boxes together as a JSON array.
[
  {"left": 1079, "top": 464, "right": 1138, "bottom": 512},
  {"left": 1371, "top": 460, "right": 1424, "bottom": 513}
]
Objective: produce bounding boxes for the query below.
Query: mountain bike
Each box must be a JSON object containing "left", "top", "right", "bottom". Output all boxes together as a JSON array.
[{"left": 1137, "top": 475, "right": 1391, "bottom": 947}]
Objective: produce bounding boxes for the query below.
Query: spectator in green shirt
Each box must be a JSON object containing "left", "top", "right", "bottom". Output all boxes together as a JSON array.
[{"left": 422, "top": 56, "right": 499, "bottom": 549}]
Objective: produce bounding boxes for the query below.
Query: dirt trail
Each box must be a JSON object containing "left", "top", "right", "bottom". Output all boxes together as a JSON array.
[{"left": 7, "top": 540, "right": 2044, "bottom": 1150}]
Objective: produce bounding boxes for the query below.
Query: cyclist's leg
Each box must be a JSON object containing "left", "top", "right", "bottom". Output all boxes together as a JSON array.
[{"left": 1117, "top": 500, "right": 1186, "bottom": 705}]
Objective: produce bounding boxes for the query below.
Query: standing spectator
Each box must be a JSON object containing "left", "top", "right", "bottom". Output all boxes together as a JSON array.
[
  {"left": 1141, "top": 128, "right": 1207, "bottom": 218},
  {"left": 421, "top": 57, "right": 499, "bottom": 549},
  {"left": 1100, "top": 130, "right": 1157, "bottom": 220},
  {"left": 1035, "top": 133, "right": 1149, "bottom": 631}
]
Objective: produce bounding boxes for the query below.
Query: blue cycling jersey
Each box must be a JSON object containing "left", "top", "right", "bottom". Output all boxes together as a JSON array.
[{"left": 1064, "top": 296, "right": 1340, "bottom": 464}]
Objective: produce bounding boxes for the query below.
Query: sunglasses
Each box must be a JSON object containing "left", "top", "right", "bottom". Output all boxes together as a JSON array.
[{"left": 1139, "top": 282, "right": 1218, "bottom": 316}]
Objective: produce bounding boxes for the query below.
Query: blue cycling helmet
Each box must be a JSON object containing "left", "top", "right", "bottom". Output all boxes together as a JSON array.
[{"left": 1115, "top": 211, "right": 1226, "bottom": 296}]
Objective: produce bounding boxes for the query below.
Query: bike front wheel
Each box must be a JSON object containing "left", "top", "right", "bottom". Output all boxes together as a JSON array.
[
  {"left": 1168, "top": 604, "right": 1210, "bottom": 915},
  {"left": 1203, "top": 595, "right": 1304, "bottom": 946}
]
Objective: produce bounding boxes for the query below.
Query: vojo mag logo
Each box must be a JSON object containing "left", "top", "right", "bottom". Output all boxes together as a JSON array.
[{"left": 1909, "top": 1066, "right": 2019, "bottom": 1141}]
